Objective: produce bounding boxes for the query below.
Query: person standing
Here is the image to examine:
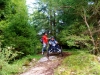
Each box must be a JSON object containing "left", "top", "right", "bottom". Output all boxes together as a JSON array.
[{"left": 41, "top": 32, "right": 49, "bottom": 55}]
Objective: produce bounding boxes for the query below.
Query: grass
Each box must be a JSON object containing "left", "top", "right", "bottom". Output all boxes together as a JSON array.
[
  {"left": 0, "top": 54, "right": 43, "bottom": 75},
  {"left": 54, "top": 49, "right": 100, "bottom": 75}
]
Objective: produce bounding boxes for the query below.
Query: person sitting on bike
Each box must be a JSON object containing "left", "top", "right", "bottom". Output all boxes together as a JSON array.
[{"left": 48, "top": 36, "right": 60, "bottom": 52}]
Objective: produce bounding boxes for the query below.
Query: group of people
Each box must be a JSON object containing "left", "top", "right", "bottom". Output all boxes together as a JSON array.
[{"left": 41, "top": 32, "right": 58, "bottom": 55}]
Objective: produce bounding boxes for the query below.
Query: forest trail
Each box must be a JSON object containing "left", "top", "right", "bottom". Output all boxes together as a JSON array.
[{"left": 20, "top": 52, "right": 70, "bottom": 75}]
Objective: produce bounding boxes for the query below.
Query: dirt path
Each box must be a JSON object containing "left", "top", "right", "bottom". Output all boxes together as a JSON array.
[{"left": 20, "top": 52, "right": 70, "bottom": 75}]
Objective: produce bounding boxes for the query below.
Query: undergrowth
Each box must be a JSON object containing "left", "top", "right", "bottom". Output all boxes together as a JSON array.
[
  {"left": 0, "top": 54, "right": 42, "bottom": 75},
  {"left": 55, "top": 49, "right": 100, "bottom": 75}
]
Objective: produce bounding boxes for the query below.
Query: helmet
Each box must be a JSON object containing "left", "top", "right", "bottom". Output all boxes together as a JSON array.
[{"left": 51, "top": 36, "right": 54, "bottom": 39}]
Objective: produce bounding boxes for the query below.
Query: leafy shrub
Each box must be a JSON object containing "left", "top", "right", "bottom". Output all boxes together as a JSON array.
[
  {"left": 0, "top": 45, "right": 22, "bottom": 75},
  {"left": 2, "top": 16, "right": 39, "bottom": 56},
  {"left": 57, "top": 22, "right": 92, "bottom": 49},
  {"left": 0, "top": 45, "right": 21, "bottom": 62}
]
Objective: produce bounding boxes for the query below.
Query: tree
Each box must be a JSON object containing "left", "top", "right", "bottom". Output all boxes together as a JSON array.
[
  {"left": 39, "top": 0, "right": 100, "bottom": 54},
  {"left": 0, "top": 0, "right": 39, "bottom": 57}
]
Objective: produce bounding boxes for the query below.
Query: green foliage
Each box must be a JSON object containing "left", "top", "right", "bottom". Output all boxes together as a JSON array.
[
  {"left": 0, "top": 46, "right": 20, "bottom": 62},
  {"left": 0, "top": 20, "right": 9, "bottom": 30},
  {"left": 55, "top": 50, "right": 100, "bottom": 75},
  {"left": 31, "top": 11, "right": 49, "bottom": 32},
  {"left": 0, "top": 53, "right": 42, "bottom": 75},
  {"left": 0, "top": 62, "right": 21, "bottom": 75},
  {"left": 0, "top": 0, "right": 39, "bottom": 56},
  {"left": 0, "top": 45, "right": 21, "bottom": 75},
  {"left": 3, "top": 23, "right": 38, "bottom": 55},
  {"left": 41, "top": 0, "right": 100, "bottom": 52},
  {"left": 58, "top": 22, "right": 92, "bottom": 49},
  {"left": 0, "top": 0, "right": 9, "bottom": 4},
  {"left": 60, "top": 34, "right": 90, "bottom": 46}
]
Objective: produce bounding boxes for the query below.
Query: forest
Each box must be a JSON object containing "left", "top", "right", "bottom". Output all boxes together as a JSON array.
[{"left": 0, "top": 0, "right": 100, "bottom": 75}]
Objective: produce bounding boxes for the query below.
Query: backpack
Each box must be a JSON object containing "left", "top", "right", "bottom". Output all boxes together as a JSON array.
[{"left": 40, "top": 38, "right": 43, "bottom": 43}]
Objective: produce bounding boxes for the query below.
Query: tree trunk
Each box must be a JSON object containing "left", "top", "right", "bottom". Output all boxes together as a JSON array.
[{"left": 83, "top": 9, "right": 98, "bottom": 54}]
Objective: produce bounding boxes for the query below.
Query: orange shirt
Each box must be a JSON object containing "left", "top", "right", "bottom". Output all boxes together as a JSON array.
[{"left": 42, "top": 35, "right": 48, "bottom": 44}]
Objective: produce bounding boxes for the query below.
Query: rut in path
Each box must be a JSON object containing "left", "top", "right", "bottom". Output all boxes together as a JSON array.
[{"left": 20, "top": 56, "right": 62, "bottom": 75}]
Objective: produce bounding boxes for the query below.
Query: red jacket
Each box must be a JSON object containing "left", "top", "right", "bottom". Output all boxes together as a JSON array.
[{"left": 42, "top": 35, "right": 48, "bottom": 44}]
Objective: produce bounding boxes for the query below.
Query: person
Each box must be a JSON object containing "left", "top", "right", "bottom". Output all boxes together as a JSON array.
[
  {"left": 49, "top": 36, "right": 58, "bottom": 47},
  {"left": 48, "top": 36, "right": 60, "bottom": 52},
  {"left": 41, "top": 32, "right": 49, "bottom": 55}
]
